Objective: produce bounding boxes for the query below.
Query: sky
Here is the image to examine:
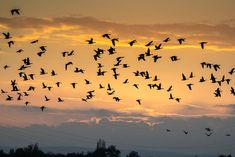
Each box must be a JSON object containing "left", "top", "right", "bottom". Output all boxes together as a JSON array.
[{"left": 0, "top": 0, "right": 235, "bottom": 155}]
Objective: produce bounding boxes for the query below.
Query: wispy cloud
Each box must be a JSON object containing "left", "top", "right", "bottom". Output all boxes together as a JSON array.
[
  {"left": 0, "top": 104, "right": 234, "bottom": 127},
  {"left": 0, "top": 16, "right": 235, "bottom": 50}
]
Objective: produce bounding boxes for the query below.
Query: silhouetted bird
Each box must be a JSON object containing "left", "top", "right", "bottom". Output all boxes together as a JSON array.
[
  {"left": 163, "top": 37, "right": 170, "bottom": 42},
  {"left": 200, "top": 42, "right": 207, "bottom": 49},
  {"left": 169, "top": 93, "right": 174, "bottom": 100},
  {"left": 133, "top": 84, "right": 139, "bottom": 89},
  {"left": 86, "top": 38, "right": 95, "bottom": 44},
  {"left": 74, "top": 67, "right": 85, "bottom": 73},
  {"left": 51, "top": 70, "right": 57, "bottom": 76},
  {"left": 6, "top": 95, "right": 13, "bottom": 101},
  {"left": 102, "top": 33, "right": 111, "bottom": 39},
  {"left": 229, "top": 68, "right": 235, "bottom": 75},
  {"left": 170, "top": 56, "right": 179, "bottom": 61},
  {"left": 40, "top": 68, "right": 47, "bottom": 75},
  {"left": 205, "top": 128, "right": 213, "bottom": 132},
  {"left": 175, "top": 98, "right": 181, "bottom": 102},
  {"left": 129, "top": 40, "right": 137, "bottom": 46},
  {"left": 107, "top": 91, "right": 115, "bottom": 95},
  {"left": 230, "top": 87, "right": 235, "bottom": 96},
  {"left": 122, "top": 64, "right": 130, "bottom": 68},
  {"left": 177, "top": 38, "right": 185, "bottom": 44},
  {"left": 56, "top": 82, "right": 61, "bottom": 87},
  {"left": 107, "top": 83, "right": 112, "bottom": 91},
  {"left": 123, "top": 79, "right": 129, "bottom": 84},
  {"left": 2, "top": 32, "right": 11, "bottom": 39},
  {"left": 30, "top": 40, "right": 39, "bottom": 44},
  {"left": 187, "top": 83, "right": 193, "bottom": 90},
  {"left": 40, "top": 46, "right": 47, "bottom": 51},
  {"left": 153, "top": 55, "right": 162, "bottom": 62},
  {"left": 40, "top": 106, "right": 46, "bottom": 112},
  {"left": 145, "top": 41, "right": 153, "bottom": 47},
  {"left": 16, "top": 49, "right": 24, "bottom": 53},
  {"left": 99, "top": 84, "right": 104, "bottom": 89},
  {"left": 167, "top": 86, "right": 173, "bottom": 92},
  {"left": 3, "top": 65, "right": 10, "bottom": 69},
  {"left": 65, "top": 62, "right": 73, "bottom": 70},
  {"left": 25, "top": 101, "right": 30, "bottom": 106},
  {"left": 71, "top": 82, "right": 77, "bottom": 89},
  {"left": 113, "top": 97, "right": 121, "bottom": 102},
  {"left": 11, "top": 9, "right": 20, "bottom": 15},
  {"left": 154, "top": 44, "right": 162, "bottom": 50},
  {"left": 145, "top": 48, "right": 152, "bottom": 56},
  {"left": 136, "top": 99, "right": 141, "bottom": 105},
  {"left": 8, "top": 40, "right": 14, "bottom": 47},
  {"left": 44, "top": 96, "right": 50, "bottom": 101},
  {"left": 214, "top": 88, "right": 222, "bottom": 97},
  {"left": 58, "top": 97, "right": 64, "bottom": 102},
  {"left": 111, "top": 38, "right": 119, "bottom": 46},
  {"left": 201, "top": 62, "right": 207, "bottom": 68},
  {"left": 1, "top": 89, "right": 7, "bottom": 94},
  {"left": 182, "top": 73, "right": 187, "bottom": 81},
  {"left": 199, "top": 76, "right": 206, "bottom": 82},
  {"left": 153, "top": 75, "right": 160, "bottom": 81},
  {"left": 206, "top": 132, "right": 212, "bottom": 136},
  {"left": 213, "top": 64, "right": 220, "bottom": 71},
  {"left": 189, "top": 72, "right": 194, "bottom": 78},
  {"left": 138, "top": 54, "right": 145, "bottom": 61},
  {"left": 108, "top": 47, "right": 116, "bottom": 55},
  {"left": 85, "top": 79, "right": 91, "bottom": 85},
  {"left": 67, "top": 50, "right": 74, "bottom": 56}
]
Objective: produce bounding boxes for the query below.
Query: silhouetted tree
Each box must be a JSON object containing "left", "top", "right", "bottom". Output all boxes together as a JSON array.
[
  {"left": 106, "top": 145, "right": 120, "bottom": 157},
  {"left": 0, "top": 150, "right": 7, "bottom": 157},
  {"left": 96, "top": 139, "right": 106, "bottom": 150},
  {"left": 219, "top": 155, "right": 232, "bottom": 157},
  {"left": 126, "top": 151, "right": 140, "bottom": 157},
  {"left": 0, "top": 142, "right": 132, "bottom": 157}
]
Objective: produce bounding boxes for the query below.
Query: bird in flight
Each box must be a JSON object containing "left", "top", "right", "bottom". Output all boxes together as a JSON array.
[
  {"left": 40, "top": 106, "right": 46, "bottom": 112},
  {"left": 8, "top": 41, "right": 15, "bottom": 47},
  {"left": 200, "top": 42, "right": 207, "bottom": 49},
  {"left": 102, "top": 33, "right": 111, "bottom": 39},
  {"left": 65, "top": 62, "right": 73, "bottom": 70},
  {"left": 129, "top": 40, "right": 137, "bottom": 46},
  {"left": 86, "top": 38, "right": 95, "bottom": 44},
  {"left": 30, "top": 40, "right": 39, "bottom": 44},
  {"left": 163, "top": 37, "right": 170, "bottom": 42},
  {"left": 154, "top": 44, "right": 162, "bottom": 50},
  {"left": 145, "top": 41, "right": 153, "bottom": 47},
  {"left": 2, "top": 32, "right": 12, "bottom": 39},
  {"left": 170, "top": 56, "right": 180, "bottom": 61},
  {"left": 11, "top": 9, "right": 20, "bottom": 15},
  {"left": 177, "top": 38, "right": 185, "bottom": 44},
  {"left": 111, "top": 38, "right": 119, "bottom": 46},
  {"left": 183, "top": 130, "right": 189, "bottom": 135},
  {"left": 187, "top": 83, "right": 193, "bottom": 90},
  {"left": 182, "top": 73, "right": 187, "bottom": 81},
  {"left": 136, "top": 99, "right": 141, "bottom": 105}
]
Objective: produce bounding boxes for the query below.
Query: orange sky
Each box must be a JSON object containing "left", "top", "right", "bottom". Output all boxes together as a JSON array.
[{"left": 0, "top": 0, "right": 235, "bottom": 127}]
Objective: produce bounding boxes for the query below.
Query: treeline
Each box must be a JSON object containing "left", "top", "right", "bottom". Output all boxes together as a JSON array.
[
  {"left": 0, "top": 142, "right": 140, "bottom": 157},
  {"left": 0, "top": 142, "right": 232, "bottom": 157}
]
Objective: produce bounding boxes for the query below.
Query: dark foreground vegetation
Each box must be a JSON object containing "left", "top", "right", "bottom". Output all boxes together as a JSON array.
[
  {"left": 0, "top": 139, "right": 140, "bottom": 157},
  {"left": 0, "top": 140, "right": 232, "bottom": 157}
]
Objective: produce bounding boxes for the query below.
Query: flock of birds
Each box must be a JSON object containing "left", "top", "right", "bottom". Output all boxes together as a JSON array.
[{"left": 0, "top": 8, "right": 235, "bottom": 137}]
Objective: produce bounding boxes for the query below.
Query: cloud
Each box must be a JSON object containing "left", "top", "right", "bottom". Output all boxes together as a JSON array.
[
  {"left": 0, "top": 16, "right": 235, "bottom": 50},
  {"left": 0, "top": 103, "right": 234, "bottom": 128},
  {"left": 214, "top": 104, "right": 235, "bottom": 114},
  {"left": 0, "top": 114, "right": 235, "bottom": 155}
]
